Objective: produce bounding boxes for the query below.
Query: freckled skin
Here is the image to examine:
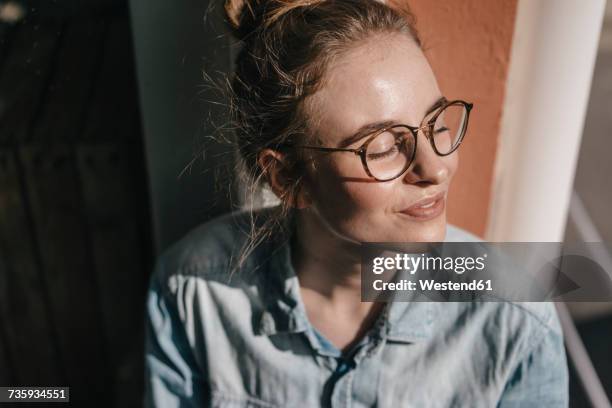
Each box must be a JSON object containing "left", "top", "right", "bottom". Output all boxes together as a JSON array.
[
  {"left": 301, "top": 33, "right": 458, "bottom": 244},
  {"left": 252, "top": 32, "right": 461, "bottom": 350}
]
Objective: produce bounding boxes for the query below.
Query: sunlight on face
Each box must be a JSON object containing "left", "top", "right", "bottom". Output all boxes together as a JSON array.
[{"left": 302, "top": 32, "right": 459, "bottom": 243}]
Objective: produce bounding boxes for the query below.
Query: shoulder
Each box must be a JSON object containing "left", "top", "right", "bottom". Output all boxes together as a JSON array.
[
  {"left": 441, "top": 224, "right": 563, "bottom": 348},
  {"left": 437, "top": 300, "right": 564, "bottom": 383},
  {"left": 435, "top": 300, "right": 564, "bottom": 383},
  {"left": 506, "top": 301, "right": 563, "bottom": 335},
  {"left": 445, "top": 224, "right": 562, "bottom": 338},
  {"left": 478, "top": 301, "right": 563, "bottom": 340},
  {"left": 158, "top": 208, "right": 252, "bottom": 275},
  {"left": 149, "top": 206, "right": 280, "bottom": 296},
  {"left": 442, "top": 300, "right": 562, "bottom": 341}
]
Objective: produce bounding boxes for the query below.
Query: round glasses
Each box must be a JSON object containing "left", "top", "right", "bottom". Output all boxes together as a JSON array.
[{"left": 289, "top": 98, "right": 473, "bottom": 181}]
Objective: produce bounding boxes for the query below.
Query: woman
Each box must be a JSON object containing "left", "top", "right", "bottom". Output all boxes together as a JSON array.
[{"left": 144, "top": 0, "right": 569, "bottom": 406}]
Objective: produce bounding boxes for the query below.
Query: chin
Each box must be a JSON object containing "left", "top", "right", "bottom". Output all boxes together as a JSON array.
[
  {"left": 392, "top": 215, "right": 447, "bottom": 242},
  {"left": 336, "top": 213, "right": 447, "bottom": 244}
]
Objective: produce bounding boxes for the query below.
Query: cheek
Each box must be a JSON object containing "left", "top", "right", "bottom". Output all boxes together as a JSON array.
[
  {"left": 310, "top": 155, "right": 395, "bottom": 210},
  {"left": 339, "top": 182, "right": 396, "bottom": 213},
  {"left": 304, "top": 151, "right": 460, "bottom": 242},
  {"left": 310, "top": 150, "right": 459, "bottom": 214},
  {"left": 307, "top": 157, "right": 399, "bottom": 230},
  {"left": 446, "top": 151, "right": 459, "bottom": 180},
  {"left": 311, "top": 180, "right": 397, "bottom": 242}
]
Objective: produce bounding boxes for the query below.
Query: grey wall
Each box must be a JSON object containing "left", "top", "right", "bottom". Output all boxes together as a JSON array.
[{"left": 129, "top": 0, "right": 236, "bottom": 252}]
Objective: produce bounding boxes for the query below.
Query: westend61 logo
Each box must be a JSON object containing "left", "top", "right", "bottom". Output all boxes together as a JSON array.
[
  {"left": 372, "top": 252, "right": 487, "bottom": 275},
  {"left": 361, "top": 242, "right": 612, "bottom": 302}
]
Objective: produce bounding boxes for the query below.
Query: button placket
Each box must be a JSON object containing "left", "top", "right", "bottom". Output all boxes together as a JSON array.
[
  {"left": 330, "top": 369, "right": 354, "bottom": 408},
  {"left": 318, "top": 354, "right": 338, "bottom": 372}
]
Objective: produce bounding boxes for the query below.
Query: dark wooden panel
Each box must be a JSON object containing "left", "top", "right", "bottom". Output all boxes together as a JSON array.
[
  {"left": 31, "top": 19, "right": 107, "bottom": 143},
  {"left": 76, "top": 144, "right": 146, "bottom": 408},
  {"left": 20, "top": 144, "right": 111, "bottom": 406},
  {"left": 0, "top": 256, "right": 16, "bottom": 385},
  {"left": 0, "top": 23, "right": 14, "bottom": 67},
  {"left": 0, "top": 325, "right": 13, "bottom": 385},
  {"left": 0, "top": 7, "right": 150, "bottom": 406},
  {"left": 0, "top": 148, "right": 63, "bottom": 385},
  {"left": 83, "top": 16, "right": 139, "bottom": 143},
  {"left": 22, "top": 0, "right": 124, "bottom": 20},
  {"left": 0, "top": 22, "right": 62, "bottom": 145},
  {"left": 76, "top": 14, "right": 151, "bottom": 405}
]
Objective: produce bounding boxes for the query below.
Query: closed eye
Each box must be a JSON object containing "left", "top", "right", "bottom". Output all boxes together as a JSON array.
[{"left": 367, "top": 144, "right": 400, "bottom": 160}]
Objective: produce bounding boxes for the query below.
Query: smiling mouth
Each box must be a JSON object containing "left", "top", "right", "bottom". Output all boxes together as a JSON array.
[{"left": 398, "top": 192, "right": 446, "bottom": 221}]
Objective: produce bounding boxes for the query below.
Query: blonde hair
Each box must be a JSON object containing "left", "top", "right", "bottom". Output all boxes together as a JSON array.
[{"left": 219, "top": 0, "right": 421, "bottom": 273}]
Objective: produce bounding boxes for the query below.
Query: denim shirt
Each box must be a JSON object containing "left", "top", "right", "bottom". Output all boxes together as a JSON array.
[{"left": 144, "top": 207, "right": 569, "bottom": 407}]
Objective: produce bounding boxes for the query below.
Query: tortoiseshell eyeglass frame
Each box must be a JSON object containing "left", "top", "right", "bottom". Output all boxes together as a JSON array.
[{"left": 280, "top": 97, "right": 473, "bottom": 182}]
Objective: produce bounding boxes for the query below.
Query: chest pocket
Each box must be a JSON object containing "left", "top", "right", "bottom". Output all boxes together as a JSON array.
[{"left": 211, "top": 392, "right": 280, "bottom": 408}]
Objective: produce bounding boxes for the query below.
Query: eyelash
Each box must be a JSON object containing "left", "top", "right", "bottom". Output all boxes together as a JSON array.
[
  {"left": 434, "top": 126, "right": 449, "bottom": 134},
  {"left": 367, "top": 145, "right": 399, "bottom": 160}
]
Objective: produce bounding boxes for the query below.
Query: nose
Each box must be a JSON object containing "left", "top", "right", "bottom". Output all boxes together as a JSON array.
[{"left": 401, "top": 129, "right": 450, "bottom": 185}]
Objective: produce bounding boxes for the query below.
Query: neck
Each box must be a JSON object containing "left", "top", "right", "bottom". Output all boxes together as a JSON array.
[
  {"left": 291, "top": 208, "right": 363, "bottom": 301},
  {"left": 290, "top": 208, "right": 386, "bottom": 352}
]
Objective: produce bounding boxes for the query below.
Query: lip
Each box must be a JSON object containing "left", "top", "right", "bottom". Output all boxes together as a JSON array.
[{"left": 398, "top": 191, "right": 446, "bottom": 221}]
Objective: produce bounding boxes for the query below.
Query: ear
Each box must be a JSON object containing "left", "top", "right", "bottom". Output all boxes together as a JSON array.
[{"left": 257, "top": 148, "right": 311, "bottom": 209}]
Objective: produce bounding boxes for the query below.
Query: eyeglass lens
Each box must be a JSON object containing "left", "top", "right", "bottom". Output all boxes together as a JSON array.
[
  {"left": 430, "top": 102, "right": 468, "bottom": 155},
  {"left": 365, "top": 102, "right": 468, "bottom": 181}
]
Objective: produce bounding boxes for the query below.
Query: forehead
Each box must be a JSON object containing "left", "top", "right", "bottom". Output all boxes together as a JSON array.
[{"left": 307, "top": 33, "right": 441, "bottom": 145}]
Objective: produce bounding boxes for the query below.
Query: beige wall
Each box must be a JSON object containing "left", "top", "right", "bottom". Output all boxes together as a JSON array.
[{"left": 401, "top": 0, "right": 518, "bottom": 237}]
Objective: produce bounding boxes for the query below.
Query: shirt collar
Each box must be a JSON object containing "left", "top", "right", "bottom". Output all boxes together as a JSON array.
[
  {"left": 253, "top": 207, "right": 309, "bottom": 336},
  {"left": 254, "top": 211, "right": 438, "bottom": 343}
]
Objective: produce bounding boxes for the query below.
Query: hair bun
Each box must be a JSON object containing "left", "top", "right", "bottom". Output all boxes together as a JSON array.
[
  {"left": 224, "top": 0, "right": 264, "bottom": 40},
  {"left": 225, "top": 0, "right": 328, "bottom": 41}
]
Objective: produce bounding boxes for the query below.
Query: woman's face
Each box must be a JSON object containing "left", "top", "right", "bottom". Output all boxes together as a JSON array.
[{"left": 301, "top": 32, "right": 458, "bottom": 243}]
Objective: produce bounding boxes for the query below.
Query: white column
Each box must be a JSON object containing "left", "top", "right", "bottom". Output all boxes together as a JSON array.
[{"left": 487, "top": 0, "right": 606, "bottom": 242}]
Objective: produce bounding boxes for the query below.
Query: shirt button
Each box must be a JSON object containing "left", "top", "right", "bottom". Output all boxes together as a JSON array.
[{"left": 336, "top": 359, "right": 354, "bottom": 375}]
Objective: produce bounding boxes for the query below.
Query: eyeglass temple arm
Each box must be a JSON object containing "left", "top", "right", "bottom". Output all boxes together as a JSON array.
[
  {"left": 284, "top": 100, "right": 473, "bottom": 152},
  {"left": 292, "top": 145, "right": 361, "bottom": 154}
]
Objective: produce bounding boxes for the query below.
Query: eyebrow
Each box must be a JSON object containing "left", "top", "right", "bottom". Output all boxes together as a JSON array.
[{"left": 337, "top": 96, "right": 447, "bottom": 148}]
